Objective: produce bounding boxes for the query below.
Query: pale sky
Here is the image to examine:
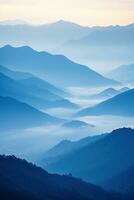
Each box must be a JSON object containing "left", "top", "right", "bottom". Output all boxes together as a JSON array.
[{"left": 0, "top": 0, "right": 134, "bottom": 26}]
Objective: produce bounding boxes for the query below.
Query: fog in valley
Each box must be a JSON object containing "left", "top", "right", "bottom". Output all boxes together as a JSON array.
[{"left": 1, "top": 86, "right": 134, "bottom": 163}]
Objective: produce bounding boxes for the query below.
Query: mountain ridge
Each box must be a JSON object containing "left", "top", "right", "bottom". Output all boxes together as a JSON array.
[
  {"left": 0, "top": 45, "right": 120, "bottom": 87},
  {"left": 0, "top": 96, "right": 61, "bottom": 131},
  {"left": 45, "top": 128, "right": 134, "bottom": 185},
  {"left": 0, "top": 155, "right": 120, "bottom": 200},
  {"left": 0, "top": 72, "right": 77, "bottom": 110},
  {"left": 77, "top": 88, "right": 134, "bottom": 117}
]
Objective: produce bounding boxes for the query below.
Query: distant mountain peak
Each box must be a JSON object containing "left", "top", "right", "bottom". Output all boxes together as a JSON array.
[
  {"left": 49, "top": 19, "right": 86, "bottom": 28},
  {"left": 55, "top": 19, "right": 77, "bottom": 25},
  {"left": 2, "top": 44, "right": 13, "bottom": 49},
  {"left": 2, "top": 44, "right": 37, "bottom": 53},
  {"left": 56, "top": 19, "right": 68, "bottom": 24}
]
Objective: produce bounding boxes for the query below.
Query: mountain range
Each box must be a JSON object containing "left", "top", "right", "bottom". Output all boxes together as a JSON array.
[
  {"left": 0, "top": 20, "right": 133, "bottom": 70},
  {"left": 0, "top": 70, "right": 77, "bottom": 110},
  {"left": 0, "top": 45, "right": 120, "bottom": 87},
  {"left": 67, "top": 23, "right": 134, "bottom": 47},
  {"left": 0, "top": 155, "right": 120, "bottom": 200},
  {"left": 57, "top": 23, "right": 134, "bottom": 70},
  {"left": 0, "top": 96, "right": 60, "bottom": 131},
  {"left": 39, "top": 134, "right": 105, "bottom": 167},
  {"left": 0, "top": 19, "right": 134, "bottom": 200},
  {"left": 0, "top": 20, "right": 97, "bottom": 51},
  {"left": 88, "top": 87, "right": 129, "bottom": 100},
  {"left": 45, "top": 128, "right": 134, "bottom": 188},
  {"left": 77, "top": 88, "right": 134, "bottom": 117},
  {"left": 0, "top": 65, "right": 67, "bottom": 97}
]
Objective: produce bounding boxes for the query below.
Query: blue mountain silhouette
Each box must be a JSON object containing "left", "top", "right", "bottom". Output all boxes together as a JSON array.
[
  {"left": 77, "top": 88, "right": 134, "bottom": 117},
  {"left": 0, "top": 72, "right": 77, "bottom": 109},
  {"left": 0, "top": 155, "right": 120, "bottom": 200},
  {"left": 88, "top": 87, "right": 129, "bottom": 100},
  {"left": 58, "top": 23, "right": 134, "bottom": 69},
  {"left": 0, "top": 20, "right": 91, "bottom": 51},
  {"left": 45, "top": 128, "right": 134, "bottom": 186},
  {"left": 0, "top": 96, "right": 61, "bottom": 131},
  {"left": 0, "top": 45, "right": 120, "bottom": 87},
  {"left": 0, "top": 65, "right": 67, "bottom": 97}
]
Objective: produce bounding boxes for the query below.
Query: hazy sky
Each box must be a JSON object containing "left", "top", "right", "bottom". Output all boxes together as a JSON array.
[{"left": 0, "top": 0, "right": 134, "bottom": 26}]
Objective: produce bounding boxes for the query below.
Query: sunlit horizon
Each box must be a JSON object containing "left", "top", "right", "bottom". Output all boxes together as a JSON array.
[
  {"left": 0, "top": 0, "right": 134, "bottom": 26},
  {"left": 0, "top": 18, "right": 134, "bottom": 27}
]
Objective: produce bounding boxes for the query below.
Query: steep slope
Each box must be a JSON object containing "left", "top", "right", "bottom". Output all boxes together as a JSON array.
[
  {"left": 40, "top": 134, "right": 104, "bottom": 167},
  {"left": 0, "top": 155, "right": 120, "bottom": 200},
  {"left": 0, "top": 65, "right": 67, "bottom": 97},
  {"left": 46, "top": 128, "right": 134, "bottom": 185},
  {"left": 77, "top": 89, "right": 134, "bottom": 117},
  {"left": 0, "top": 72, "right": 60, "bottom": 101},
  {"left": 18, "top": 77, "right": 65, "bottom": 100},
  {"left": 0, "top": 96, "right": 60, "bottom": 131},
  {"left": 0, "top": 72, "right": 77, "bottom": 109},
  {"left": 0, "top": 65, "right": 32, "bottom": 80},
  {"left": 18, "top": 77, "right": 61, "bottom": 101},
  {"left": 0, "top": 45, "right": 120, "bottom": 87}
]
